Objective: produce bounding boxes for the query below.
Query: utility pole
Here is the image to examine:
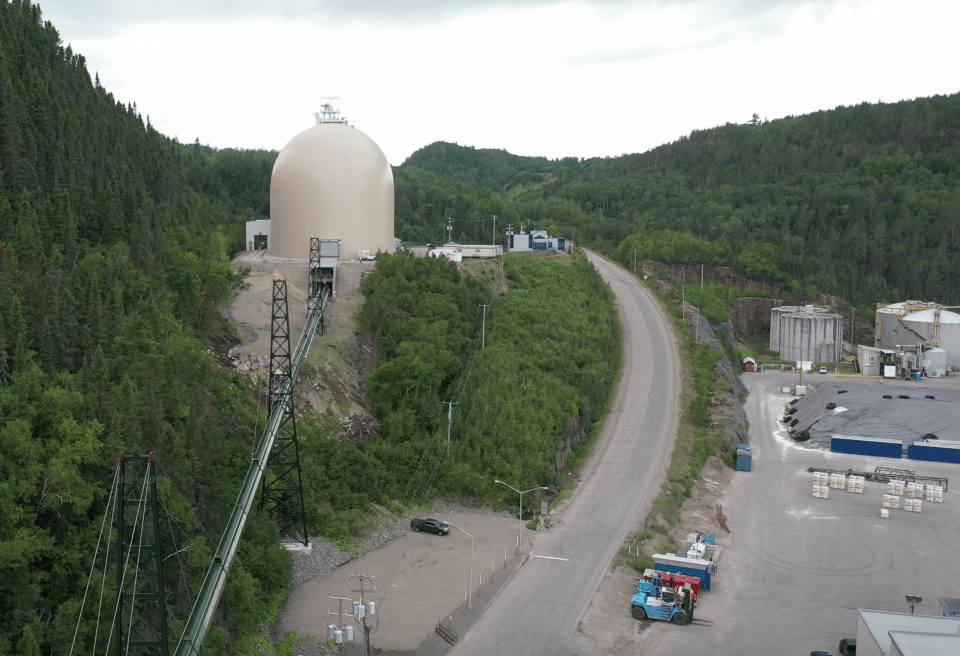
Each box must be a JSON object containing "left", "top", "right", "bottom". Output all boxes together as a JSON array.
[
  {"left": 479, "top": 304, "right": 490, "bottom": 349},
  {"left": 327, "top": 595, "right": 356, "bottom": 655},
  {"left": 491, "top": 215, "right": 498, "bottom": 246},
  {"left": 350, "top": 575, "right": 376, "bottom": 656},
  {"left": 701, "top": 264, "right": 704, "bottom": 290},
  {"left": 444, "top": 401, "right": 458, "bottom": 453},
  {"left": 446, "top": 217, "right": 453, "bottom": 245},
  {"left": 634, "top": 249, "right": 637, "bottom": 275}
]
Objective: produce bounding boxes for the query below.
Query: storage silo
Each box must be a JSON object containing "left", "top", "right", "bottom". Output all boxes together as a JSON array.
[
  {"left": 874, "top": 301, "right": 929, "bottom": 350},
  {"left": 769, "top": 305, "right": 798, "bottom": 354},
  {"left": 269, "top": 104, "right": 394, "bottom": 261},
  {"left": 875, "top": 302, "right": 960, "bottom": 370},
  {"left": 776, "top": 306, "right": 844, "bottom": 363},
  {"left": 904, "top": 308, "right": 960, "bottom": 369}
]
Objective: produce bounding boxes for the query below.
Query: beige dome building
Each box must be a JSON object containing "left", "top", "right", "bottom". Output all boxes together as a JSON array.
[{"left": 269, "top": 108, "right": 394, "bottom": 261}]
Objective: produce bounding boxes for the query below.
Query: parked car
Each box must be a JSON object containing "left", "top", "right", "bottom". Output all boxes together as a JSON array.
[
  {"left": 838, "top": 637, "right": 857, "bottom": 655},
  {"left": 410, "top": 518, "right": 450, "bottom": 535},
  {"left": 819, "top": 366, "right": 828, "bottom": 374}
]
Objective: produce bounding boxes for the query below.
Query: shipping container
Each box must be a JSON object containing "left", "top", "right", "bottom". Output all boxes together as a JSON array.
[
  {"left": 830, "top": 434, "right": 903, "bottom": 459},
  {"left": 909, "top": 442, "right": 960, "bottom": 464},
  {"left": 652, "top": 554, "right": 712, "bottom": 591}
]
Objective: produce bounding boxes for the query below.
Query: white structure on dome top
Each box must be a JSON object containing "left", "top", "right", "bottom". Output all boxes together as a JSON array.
[{"left": 269, "top": 98, "right": 394, "bottom": 261}]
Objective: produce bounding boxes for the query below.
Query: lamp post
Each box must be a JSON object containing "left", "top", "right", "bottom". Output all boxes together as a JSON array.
[
  {"left": 447, "top": 522, "right": 474, "bottom": 609},
  {"left": 495, "top": 480, "right": 548, "bottom": 552}
]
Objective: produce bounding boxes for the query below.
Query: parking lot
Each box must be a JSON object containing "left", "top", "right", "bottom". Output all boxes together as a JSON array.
[{"left": 645, "top": 371, "right": 960, "bottom": 655}]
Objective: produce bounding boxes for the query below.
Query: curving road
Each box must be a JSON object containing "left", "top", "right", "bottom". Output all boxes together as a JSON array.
[{"left": 450, "top": 251, "right": 681, "bottom": 655}]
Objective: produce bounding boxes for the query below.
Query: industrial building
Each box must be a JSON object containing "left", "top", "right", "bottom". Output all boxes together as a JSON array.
[
  {"left": 855, "top": 609, "right": 960, "bottom": 656},
  {"left": 507, "top": 228, "right": 566, "bottom": 253},
  {"left": 249, "top": 99, "right": 395, "bottom": 264},
  {"left": 874, "top": 301, "right": 960, "bottom": 374},
  {"left": 769, "top": 305, "right": 844, "bottom": 363}
]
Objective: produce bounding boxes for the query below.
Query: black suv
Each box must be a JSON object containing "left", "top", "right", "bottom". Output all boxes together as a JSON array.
[{"left": 410, "top": 518, "right": 450, "bottom": 535}]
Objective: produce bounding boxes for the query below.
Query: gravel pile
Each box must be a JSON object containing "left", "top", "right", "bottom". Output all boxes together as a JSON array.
[{"left": 289, "top": 502, "right": 512, "bottom": 588}]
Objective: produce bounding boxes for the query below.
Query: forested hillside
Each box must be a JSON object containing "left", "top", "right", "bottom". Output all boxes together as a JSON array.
[
  {"left": 0, "top": 2, "right": 286, "bottom": 652},
  {"left": 399, "top": 95, "right": 960, "bottom": 307}
]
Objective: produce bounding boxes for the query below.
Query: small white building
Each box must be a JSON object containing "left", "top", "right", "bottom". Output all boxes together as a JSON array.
[
  {"left": 456, "top": 244, "right": 502, "bottom": 259},
  {"left": 245, "top": 219, "right": 272, "bottom": 251},
  {"left": 509, "top": 232, "right": 531, "bottom": 252},
  {"left": 429, "top": 248, "right": 463, "bottom": 262},
  {"left": 856, "top": 609, "right": 960, "bottom": 656}
]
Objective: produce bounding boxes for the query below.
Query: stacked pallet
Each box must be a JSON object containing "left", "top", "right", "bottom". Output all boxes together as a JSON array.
[
  {"left": 829, "top": 473, "right": 847, "bottom": 490},
  {"left": 887, "top": 479, "right": 906, "bottom": 495},
  {"left": 846, "top": 475, "right": 865, "bottom": 494},
  {"left": 812, "top": 472, "right": 829, "bottom": 498},
  {"left": 882, "top": 494, "right": 900, "bottom": 509},
  {"left": 925, "top": 485, "right": 944, "bottom": 503},
  {"left": 904, "top": 499, "right": 923, "bottom": 513},
  {"left": 905, "top": 482, "right": 924, "bottom": 498}
]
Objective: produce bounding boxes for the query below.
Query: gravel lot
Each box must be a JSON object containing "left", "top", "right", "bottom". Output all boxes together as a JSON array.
[{"left": 277, "top": 505, "right": 519, "bottom": 654}]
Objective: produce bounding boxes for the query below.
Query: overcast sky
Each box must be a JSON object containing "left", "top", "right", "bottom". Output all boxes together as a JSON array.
[{"left": 38, "top": 0, "right": 960, "bottom": 166}]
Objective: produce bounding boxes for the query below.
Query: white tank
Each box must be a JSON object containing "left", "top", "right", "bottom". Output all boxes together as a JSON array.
[
  {"left": 876, "top": 302, "right": 960, "bottom": 369},
  {"left": 924, "top": 347, "right": 947, "bottom": 377},
  {"left": 270, "top": 122, "right": 394, "bottom": 261},
  {"left": 903, "top": 308, "right": 960, "bottom": 369}
]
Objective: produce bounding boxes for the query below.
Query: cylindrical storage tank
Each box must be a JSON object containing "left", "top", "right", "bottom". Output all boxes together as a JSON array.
[
  {"left": 924, "top": 347, "right": 947, "bottom": 377},
  {"left": 769, "top": 306, "right": 797, "bottom": 354},
  {"left": 903, "top": 309, "right": 960, "bottom": 369},
  {"left": 778, "top": 310, "right": 843, "bottom": 363},
  {"left": 270, "top": 123, "right": 394, "bottom": 261}
]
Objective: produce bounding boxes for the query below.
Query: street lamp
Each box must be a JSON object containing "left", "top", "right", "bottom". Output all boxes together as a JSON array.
[
  {"left": 447, "top": 522, "right": 474, "bottom": 609},
  {"left": 495, "top": 479, "right": 548, "bottom": 552},
  {"left": 906, "top": 594, "right": 922, "bottom": 614}
]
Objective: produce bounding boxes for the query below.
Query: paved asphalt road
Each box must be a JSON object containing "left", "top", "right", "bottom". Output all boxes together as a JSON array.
[{"left": 449, "top": 251, "right": 681, "bottom": 655}]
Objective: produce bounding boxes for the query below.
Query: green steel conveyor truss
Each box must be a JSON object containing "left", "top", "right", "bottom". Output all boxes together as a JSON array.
[{"left": 174, "top": 283, "right": 328, "bottom": 656}]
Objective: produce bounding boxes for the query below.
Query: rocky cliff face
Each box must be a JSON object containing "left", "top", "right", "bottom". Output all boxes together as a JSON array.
[{"left": 689, "top": 311, "right": 749, "bottom": 451}]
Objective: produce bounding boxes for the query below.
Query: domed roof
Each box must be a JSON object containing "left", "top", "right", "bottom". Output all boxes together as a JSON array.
[
  {"left": 904, "top": 308, "right": 960, "bottom": 324},
  {"left": 270, "top": 123, "right": 394, "bottom": 261}
]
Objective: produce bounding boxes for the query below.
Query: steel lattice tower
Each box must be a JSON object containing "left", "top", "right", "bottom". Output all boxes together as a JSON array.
[
  {"left": 263, "top": 279, "right": 308, "bottom": 544},
  {"left": 308, "top": 237, "right": 324, "bottom": 334},
  {"left": 114, "top": 454, "right": 169, "bottom": 655}
]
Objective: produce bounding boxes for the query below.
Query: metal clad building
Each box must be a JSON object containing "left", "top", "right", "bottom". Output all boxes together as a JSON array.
[{"left": 856, "top": 609, "right": 960, "bottom": 656}]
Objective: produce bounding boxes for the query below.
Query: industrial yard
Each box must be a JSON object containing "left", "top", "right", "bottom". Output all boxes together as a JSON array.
[{"left": 644, "top": 370, "right": 959, "bottom": 655}]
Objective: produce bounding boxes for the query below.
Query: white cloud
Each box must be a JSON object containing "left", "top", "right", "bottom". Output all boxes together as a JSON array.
[{"left": 38, "top": 0, "right": 960, "bottom": 165}]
